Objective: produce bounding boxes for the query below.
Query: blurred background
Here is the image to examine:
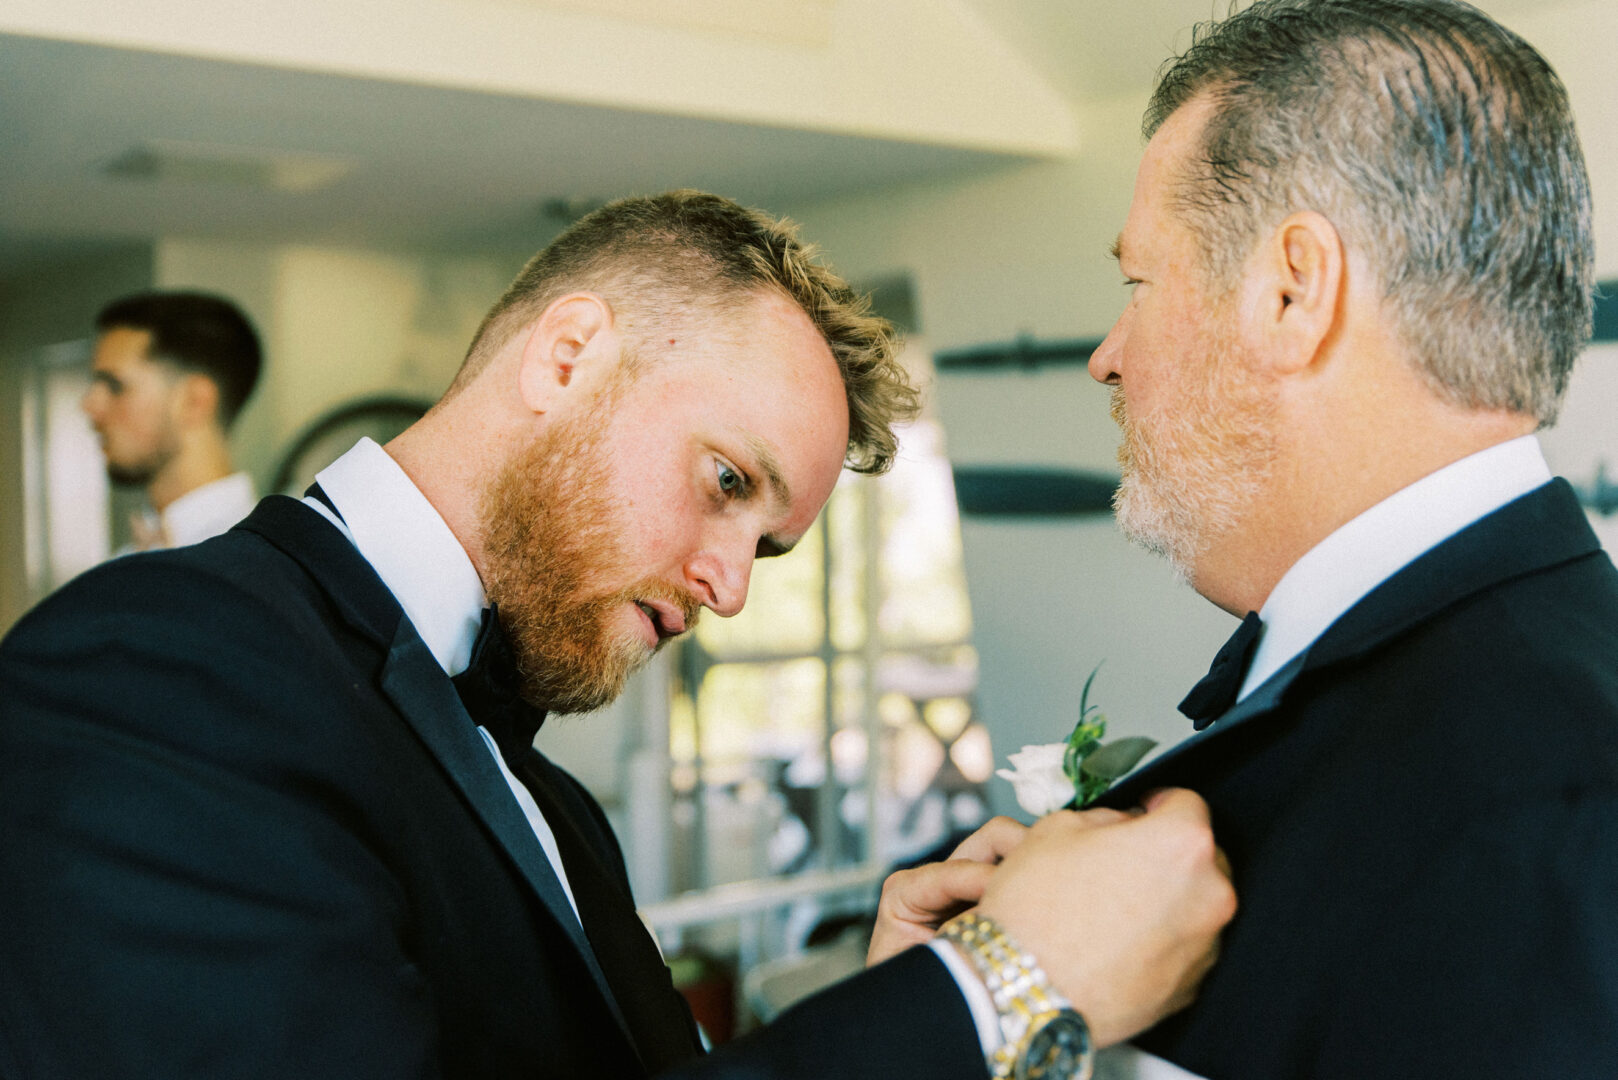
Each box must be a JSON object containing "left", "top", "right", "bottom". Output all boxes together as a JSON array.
[{"left": 3, "top": 0, "right": 1615, "bottom": 1039}]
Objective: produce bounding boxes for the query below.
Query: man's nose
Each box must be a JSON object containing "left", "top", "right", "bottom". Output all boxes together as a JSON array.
[
  {"left": 1089, "top": 325, "right": 1124, "bottom": 385},
  {"left": 687, "top": 537, "right": 756, "bottom": 619},
  {"left": 81, "top": 384, "right": 105, "bottom": 422}
]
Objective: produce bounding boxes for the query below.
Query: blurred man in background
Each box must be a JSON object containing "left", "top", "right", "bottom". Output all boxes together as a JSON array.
[{"left": 82, "top": 291, "right": 262, "bottom": 551}]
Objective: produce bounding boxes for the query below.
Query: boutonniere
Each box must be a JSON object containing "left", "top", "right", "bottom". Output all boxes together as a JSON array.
[{"left": 996, "top": 667, "right": 1157, "bottom": 815}]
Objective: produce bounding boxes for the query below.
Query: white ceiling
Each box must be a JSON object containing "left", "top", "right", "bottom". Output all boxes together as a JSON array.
[
  {"left": 959, "top": 0, "right": 1566, "bottom": 105},
  {"left": 0, "top": 0, "right": 1582, "bottom": 283},
  {"left": 0, "top": 31, "right": 1031, "bottom": 279}
]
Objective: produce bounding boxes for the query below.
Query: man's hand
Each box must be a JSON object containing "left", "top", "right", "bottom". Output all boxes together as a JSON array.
[
  {"left": 974, "top": 788, "right": 1236, "bottom": 1048},
  {"left": 866, "top": 816, "right": 1033, "bottom": 967},
  {"left": 866, "top": 808, "right": 1138, "bottom": 966}
]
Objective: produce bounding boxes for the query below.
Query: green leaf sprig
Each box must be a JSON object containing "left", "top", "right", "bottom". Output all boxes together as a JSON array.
[{"left": 1061, "top": 665, "right": 1157, "bottom": 808}]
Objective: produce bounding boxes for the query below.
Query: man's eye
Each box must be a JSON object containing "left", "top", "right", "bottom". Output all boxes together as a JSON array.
[{"left": 717, "top": 462, "right": 742, "bottom": 494}]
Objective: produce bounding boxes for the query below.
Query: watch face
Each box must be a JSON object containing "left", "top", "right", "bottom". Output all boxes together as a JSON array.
[{"left": 1016, "top": 1010, "right": 1093, "bottom": 1080}]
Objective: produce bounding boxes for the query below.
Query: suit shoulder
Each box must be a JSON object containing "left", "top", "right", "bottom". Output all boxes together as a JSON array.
[
  {"left": 0, "top": 526, "right": 379, "bottom": 761},
  {"left": 5, "top": 528, "right": 341, "bottom": 659}
]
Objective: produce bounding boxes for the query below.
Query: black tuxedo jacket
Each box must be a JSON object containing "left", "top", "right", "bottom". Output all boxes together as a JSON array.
[
  {"left": 1101, "top": 479, "right": 1618, "bottom": 1078},
  {"left": 0, "top": 496, "right": 981, "bottom": 1080}
]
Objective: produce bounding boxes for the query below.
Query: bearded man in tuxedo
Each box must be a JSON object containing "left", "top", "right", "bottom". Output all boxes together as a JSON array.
[
  {"left": 0, "top": 190, "right": 1234, "bottom": 1080},
  {"left": 1090, "top": 1, "right": 1618, "bottom": 1077}
]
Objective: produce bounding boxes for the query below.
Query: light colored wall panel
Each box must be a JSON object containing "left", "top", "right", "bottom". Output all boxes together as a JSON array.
[
  {"left": 0, "top": 0, "right": 1075, "bottom": 158},
  {"left": 156, "top": 238, "right": 521, "bottom": 491},
  {"left": 0, "top": 245, "right": 153, "bottom": 633}
]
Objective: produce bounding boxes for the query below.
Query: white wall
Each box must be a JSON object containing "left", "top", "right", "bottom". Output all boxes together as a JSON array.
[
  {"left": 0, "top": 245, "right": 153, "bottom": 632},
  {"left": 1541, "top": 343, "right": 1618, "bottom": 553},
  {"left": 155, "top": 239, "right": 522, "bottom": 491},
  {"left": 0, "top": 0, "right": 1074, "bottom": 158}
]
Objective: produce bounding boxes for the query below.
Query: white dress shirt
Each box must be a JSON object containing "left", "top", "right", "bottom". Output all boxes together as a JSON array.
[
  {"left": 302, "top": 438, "right": 581, "bottom": 925},
  {"left": 127, "top": 471, "right": 257, "bottom": 552},
  {"left": 1239, "top": 434, "right": 1553, "bottom": 701}
]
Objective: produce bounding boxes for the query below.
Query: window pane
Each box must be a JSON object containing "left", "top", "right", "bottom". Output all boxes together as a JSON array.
[
  {"left": 827, "top": 478, "right": 867, "bottom": 652},
  {"left": 696, "top": 658, "right": 826, "bottom": 774},
  {"left": 878, "top": 420, "right": 973, "bottom": 645}
]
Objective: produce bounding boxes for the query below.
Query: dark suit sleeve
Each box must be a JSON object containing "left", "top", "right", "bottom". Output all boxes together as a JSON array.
[
  {"left": 1312, "top": 790, "right": 1618, "bottom": 1079},
  {"left": 532, "top": 755, "right": 987, "bottom": 1080},
  {"left": 664, "top": 946, "right": 987, "bottom": 1080},
  {"left": 0, "top": 564, "right": 442, "bottom": 1080}
]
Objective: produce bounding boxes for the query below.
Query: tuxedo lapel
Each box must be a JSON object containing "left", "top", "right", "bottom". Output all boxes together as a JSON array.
[
  {"left": 375, "top": 626, "right": 631, "bottom": 1042},
  {"left": 1105, "top": 480, "right": 1602, "bottom": 807},
  {"left": 234, "top": 496, "right": 634, "bottom": 1047},
  {"left": 518, "top": 754, "right": 703, "bottom": 1074},
  {"left": 1103, "top": 652, "right": 1309, "bottom": 807}
]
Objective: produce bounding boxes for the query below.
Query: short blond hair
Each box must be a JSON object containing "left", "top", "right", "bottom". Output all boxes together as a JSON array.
[{"left": 453, "top": 190, "right": 917, "bottom": 474}]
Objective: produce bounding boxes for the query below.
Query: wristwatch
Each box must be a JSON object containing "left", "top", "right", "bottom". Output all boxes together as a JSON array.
[{"left": 938, "top": 911, "right": 1095, "bottom": 1080}]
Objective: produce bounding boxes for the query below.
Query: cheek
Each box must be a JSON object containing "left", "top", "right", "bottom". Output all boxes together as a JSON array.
[
  {"left": 100, "top": 401, "right": 135, "bottom": 436},
  {"left": 113, "top": 404, "right": 156, "bottom": 442},
  {"left": 607, "top": 458, "right": 699, "bottom": 568}
]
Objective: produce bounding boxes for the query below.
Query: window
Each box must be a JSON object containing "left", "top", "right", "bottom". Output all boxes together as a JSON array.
[{"left": 639, "top": 381, "right": 996, "bottom": 1024}]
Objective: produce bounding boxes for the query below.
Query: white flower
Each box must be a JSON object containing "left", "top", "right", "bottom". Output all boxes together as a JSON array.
[{"left": 996, "top": 743, "right": 1073, "bottom": 817}]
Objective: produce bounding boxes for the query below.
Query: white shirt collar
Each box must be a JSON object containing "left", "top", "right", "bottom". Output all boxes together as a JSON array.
[
  {"left": 153, "top": 471, "right": 257, "bottom": 548},
  {"left": 304, "top": 438, "right": 486, "bottom": 676},
  {"left": 1239, "top": 434, "right": 1553, "bottom": 699}
]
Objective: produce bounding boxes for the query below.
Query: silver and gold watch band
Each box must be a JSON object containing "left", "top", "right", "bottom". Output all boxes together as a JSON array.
[{"left": 938, "top": 911, "right": 1095, "bottom": 1080}]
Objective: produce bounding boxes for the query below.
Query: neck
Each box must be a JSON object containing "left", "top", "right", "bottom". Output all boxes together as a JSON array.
[
  {"left": 385, "top": 389, "right": 514, "bottom": 586},
  {"left": 1193, "top": 380, "right": 1537, "bottom": 616},
  {"left": 147, "top": 431, "right": 236, "bottom": 512}
]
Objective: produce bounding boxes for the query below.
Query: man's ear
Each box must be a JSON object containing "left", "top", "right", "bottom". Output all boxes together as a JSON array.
[
  {"left": 517, "top": 292, "right": 616, "bottom": 415},
  {"left": 1253, "top": 211, "right": 1344, "bottom": 376},
  {"left": 173, "top": 373, "right": 222, "bottom": 431}
]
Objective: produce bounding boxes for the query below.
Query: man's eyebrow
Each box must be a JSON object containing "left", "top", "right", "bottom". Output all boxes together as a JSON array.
[
  {"left": 745, "top": 433, "right": 796, "bottom": 558},
  {"left": 1108, "top": 235, "right": 1124, "bottom": 263},
  {"left": 746, "top": 434, "right": 792, "bottom": 510}
]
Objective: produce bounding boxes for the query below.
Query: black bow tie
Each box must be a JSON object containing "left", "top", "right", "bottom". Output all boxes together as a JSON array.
[
  {"left": 1179, "top": 611, "right": 1263, "bottom": 730},
  {"left": 452, "top": 604, "right": 547, "bottom": 766}
]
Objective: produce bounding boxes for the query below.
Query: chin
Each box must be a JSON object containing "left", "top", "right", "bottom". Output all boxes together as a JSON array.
[
  {"left": 105, "top": 465, "right": 152, "bottom": 488},
  {"left": 545, "top": 639, "right": 653, "bottom": 716},
  {"left": 1114, "top": 478, "right": 1200, "bottom": 583}
]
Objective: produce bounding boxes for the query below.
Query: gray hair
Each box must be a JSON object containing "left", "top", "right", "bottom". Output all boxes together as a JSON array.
[{"left": 1147, "top": 0, "right": 1593, "bottom": 424}]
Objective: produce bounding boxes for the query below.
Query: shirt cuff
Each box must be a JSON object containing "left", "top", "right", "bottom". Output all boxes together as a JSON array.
[{"left": 926, "top": 938, "right": 1005, "bottom": 1057}]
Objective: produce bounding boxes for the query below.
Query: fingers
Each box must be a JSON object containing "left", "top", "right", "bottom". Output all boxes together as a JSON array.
[
  {"left": 881, "top": 860, "right": 996, "bottom": 922},
  {"left": 947, "top": 816, "right": 1026, "bottom": 864},
  {"left": 1139, "top": 789, "right": 1235, "bottom": 921},
  {"left": 1051, "top": 807, "right": 1135, "bottom": 830},
  {"left": 1141, "top": 786, "right": 1213, "bottom": 823},
  {"left": 950, "top": 807, "right": 1136, "bottom": 869},
  {"left": 868, "top": 859, "right": 999, "bottom": 968}
]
